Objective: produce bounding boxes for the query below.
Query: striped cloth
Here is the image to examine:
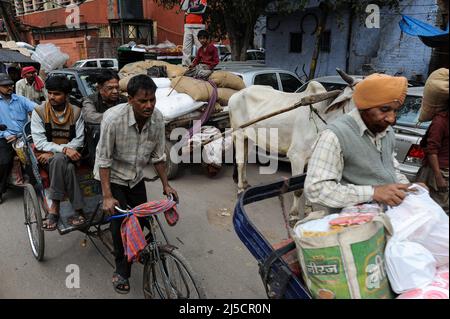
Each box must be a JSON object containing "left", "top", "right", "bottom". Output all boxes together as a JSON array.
[{"left": 120, "top": 200, "right": 179, "bottom": 263}]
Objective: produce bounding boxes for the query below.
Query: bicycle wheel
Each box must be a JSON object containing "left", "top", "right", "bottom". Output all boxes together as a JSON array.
[
  {"left": 23, "top": 184, "right": 45, "bottom": 261},
  {"left": 143, "top": 245, "right": 207, "bottom": 299}
]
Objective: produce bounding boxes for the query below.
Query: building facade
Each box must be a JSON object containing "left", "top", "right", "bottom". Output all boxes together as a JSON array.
[
  {"left": 12, "top": 0, "right": 184, "bottom": 66},
  {"left": 265, "top": 0, "right": 442, "bottom": 82}
]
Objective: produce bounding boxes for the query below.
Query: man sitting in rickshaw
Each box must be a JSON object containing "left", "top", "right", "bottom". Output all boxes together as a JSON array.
[
  {"left": 81, "top": 70, "right": 127, "bottom": 166},
  {"left": 0, "top": 73, "right": 37, "bottom": 204},
  {"left": 30, "top": 75, "right": 86, "bottom": 230}
]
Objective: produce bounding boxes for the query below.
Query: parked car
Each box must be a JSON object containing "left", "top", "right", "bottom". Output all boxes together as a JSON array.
[
  {"left": 222, "top": 49, "right": 265, "bottom": 63},
  {"left": 298, "top": 76, "right": 428, "bottom": 181},
  {"left": 72, "top": 58, "right": 119, "bottom": 71},
  {"left": 216, "top": 63, "right": 303, "bottom": 93},
  {"left": 47, "top": 68, "right": 104, "bottom": 107}
]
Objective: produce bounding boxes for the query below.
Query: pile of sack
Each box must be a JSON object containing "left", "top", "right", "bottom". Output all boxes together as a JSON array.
[
  {"left": 419, "top": 68, "right": 449, "bottom": 122},
  {"left": 118, "top": 60, "right": 246, "bottom": 108},
  {"left": 292, "top": 186, "right": 449, "bottom": 299},
  {"left": 170, "top": 71, "right": 245, "bottom": 106}
]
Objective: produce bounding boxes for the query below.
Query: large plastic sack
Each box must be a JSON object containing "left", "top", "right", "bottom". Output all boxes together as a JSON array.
[
  {"left": 209, "top": 71, "right": 246, "bottom": 90},
  {"left": 293, "top": 211, "right": 395, "bottom": 299},
  {"left": 419, "top": 68, "right": 448, "bottom": 122},
  {"left": 397, "top": 266, "right": 449, "bottom": 299},
  {"left": 385, "top": 239, "right": 437, "bottom": 294},
  {"left": 156, "top": 93, "right": 205, "bottom": 122},
  {"left": 386, "top": 184, "right": 449, "bottom": 267},
  {"left": 31, "top": 43, "right": 69, "bottom": 72},
  {"left": 151, "top": 78, "right": 171, "bottom": 89},
  {"left": 170, "top": 76, "right": 214, "bottom": 102},
  {"left": 155, "top": 88, "right": 177, "bottom": 100}
]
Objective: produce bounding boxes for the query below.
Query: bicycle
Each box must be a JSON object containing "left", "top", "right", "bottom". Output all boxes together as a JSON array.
[{"left": 110, "top": 203, "right": 207, "bottom": 299}]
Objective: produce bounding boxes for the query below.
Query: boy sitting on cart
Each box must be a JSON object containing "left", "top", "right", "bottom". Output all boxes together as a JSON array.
[{"left": 30, "top": 75, "right": 87, "bottom": 231}]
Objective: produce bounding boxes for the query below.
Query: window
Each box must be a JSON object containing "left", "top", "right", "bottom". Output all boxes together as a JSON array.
[
  {"left": 246, "top": 52, "right": 256, "bottom": 60},
  {"left": 84, "top": 61, "right": 98, "bottom": 68},
  {"left": 100, "top": 60, "right": 114, "bottom": 68},
  {"left": 320, "top": 30, "right": 331, "bottom": 53},
  {"left": 254, "top": 73, "right": 279, "bottom": 90},
  {"left": 290, "top": 33, "right": 303, "bottom": 53},
  {"left": 255, "top": 51, "right": 265, "bottom": 60},
  {"left": 396, "top": 96, "right": 430, "bottom": 129},
  {"left": 280, "top": 73, "right": 302, "bottom": 93}
]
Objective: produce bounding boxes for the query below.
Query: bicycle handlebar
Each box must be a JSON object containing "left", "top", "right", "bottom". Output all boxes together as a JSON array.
[{"left": 106, "top": 195, "right": 175, "bottom": 221}]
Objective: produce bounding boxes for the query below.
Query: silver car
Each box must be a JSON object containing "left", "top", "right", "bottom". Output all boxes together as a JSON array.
[
  {"left": 216, "top": 63, "right": 304, "bottom": 92},
  {"left": 297, "top": 77, "right": 428, "bottom": 181}
]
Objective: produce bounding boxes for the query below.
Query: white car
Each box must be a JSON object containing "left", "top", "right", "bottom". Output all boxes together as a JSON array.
[{"left": 72, "top": 58, "right": 118, "bottom": 71}]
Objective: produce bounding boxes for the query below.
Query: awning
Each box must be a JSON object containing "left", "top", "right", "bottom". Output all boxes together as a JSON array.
[
  {"left": 0, "top": 48, "right": 37, "bottom": 64},
  {"left": 399, "top": 15, "right": 449, "bottom": 48}
]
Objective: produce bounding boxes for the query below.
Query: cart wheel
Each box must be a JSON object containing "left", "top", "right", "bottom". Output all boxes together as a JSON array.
[
  {"left": 143, "top": 245, "right": 207, "bottom": 299},
  {"left": 23, "top": 184, "right": 45, "bottom": 261},
  {"left": 165, "top": 140, "right": 179, "bottom": 180}
]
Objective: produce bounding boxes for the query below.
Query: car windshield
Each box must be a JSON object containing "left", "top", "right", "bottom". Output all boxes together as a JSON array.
[
  {"left": 72, "top": 61, "right": 83, "bottom": 68},
  {"left": 80, "top": 74, "right": 98, "bottom": 96},
  {"left": 396, "top": 95, "right": 430, "bottom": 129}
]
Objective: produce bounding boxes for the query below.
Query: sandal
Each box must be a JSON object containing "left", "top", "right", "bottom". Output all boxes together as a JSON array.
[
  {"left": 68, "top": 213, "right": 86, "bottom": 227},
  {"left": 42, "top": 213, "right": 59, "bottom": 231},
  {"left": 112, "top": 273, "right": 130, "bottom": 295}
]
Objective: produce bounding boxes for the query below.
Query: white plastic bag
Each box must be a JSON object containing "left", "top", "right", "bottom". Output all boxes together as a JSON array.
[
  {"left": 151, "top": 78, "right": 172, "bottom": 89},
  {"left": 156, "top": 93, "right": 205, "bottom": 122},
  {"left": 385, "top": 239, "right": 437, "bottom": 293},
  {"left": 386, "top": 184, "right": 449, "bottom": 267}
]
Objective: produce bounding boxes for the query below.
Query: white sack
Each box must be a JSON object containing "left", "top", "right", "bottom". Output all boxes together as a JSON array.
[
  {"left": 152, "top": 78, "right": 172, "bottom": 89},
  {"left": 156, "top": 93, "right": 205, "bottom": 122}
]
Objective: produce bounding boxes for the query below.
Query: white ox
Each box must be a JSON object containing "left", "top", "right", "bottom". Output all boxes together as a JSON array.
[{"left": 228, "top": 77, "right": 359, "bottom": 217}]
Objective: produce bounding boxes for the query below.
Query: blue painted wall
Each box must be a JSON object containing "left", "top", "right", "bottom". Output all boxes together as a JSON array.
[{"left": 265, "top": 0, "right": 438, "bottom": 80}]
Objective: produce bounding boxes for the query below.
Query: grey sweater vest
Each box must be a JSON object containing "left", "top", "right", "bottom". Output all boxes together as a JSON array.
[{"left": 327, "top": 114, "right": 398, "bottom": 186}]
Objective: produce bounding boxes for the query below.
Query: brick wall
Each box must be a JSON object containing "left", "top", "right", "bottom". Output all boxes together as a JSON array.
[{"left": 41, "top": 37, "right": 87, "bottom": 67}]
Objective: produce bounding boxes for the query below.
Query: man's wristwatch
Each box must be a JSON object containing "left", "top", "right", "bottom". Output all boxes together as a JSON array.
[{"left": 62, "top": 147, "right": 68, "bottom": 155}]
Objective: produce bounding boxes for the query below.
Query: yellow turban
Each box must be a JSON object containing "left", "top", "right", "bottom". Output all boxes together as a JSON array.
[{"left": 353, "top": 73, "right": 408, "bottom": 110}]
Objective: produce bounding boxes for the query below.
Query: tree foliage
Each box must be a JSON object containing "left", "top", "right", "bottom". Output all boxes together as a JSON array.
[{"left": 154, "top": 0, "right": 403, "bottom": 60}]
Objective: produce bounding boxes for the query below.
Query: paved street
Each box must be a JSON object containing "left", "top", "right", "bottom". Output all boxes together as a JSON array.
[{"left": 0, "top": 162, "right": 295, "bottom": 299}]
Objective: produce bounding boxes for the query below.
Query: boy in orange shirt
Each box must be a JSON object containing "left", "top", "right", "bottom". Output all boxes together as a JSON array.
[{"left": 180, "top": 0, "right": 207, "bottom": 67}]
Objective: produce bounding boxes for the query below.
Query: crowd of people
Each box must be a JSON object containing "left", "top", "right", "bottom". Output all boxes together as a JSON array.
[{"left": 0, "top": 67, "right": 178, "bottom": 294}]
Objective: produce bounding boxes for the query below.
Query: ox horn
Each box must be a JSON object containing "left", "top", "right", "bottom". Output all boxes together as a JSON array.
[{"left": 336, "top": 68, "right": 355, "bottom": 87}]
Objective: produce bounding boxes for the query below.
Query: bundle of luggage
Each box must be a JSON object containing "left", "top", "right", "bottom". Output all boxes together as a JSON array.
[
  {"left": 290, "top": 185, "right": 449, "bottom": 299},
  {"left": 118, "top": 61, "right": 245, "bottom": 122}
]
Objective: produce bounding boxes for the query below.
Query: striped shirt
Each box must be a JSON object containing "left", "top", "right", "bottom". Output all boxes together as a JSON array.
[
  {"left": 305, "top": 109, "right": 410, "bottom": 208},
  {"left": 94, "top": 103, "right": 166, "bottom": 188}
]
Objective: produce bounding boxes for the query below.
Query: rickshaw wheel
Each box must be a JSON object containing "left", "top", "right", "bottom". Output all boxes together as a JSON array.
[
  {"left": 142, "top": 245, "right": 207, "bottom": 299},
  {"left": 165, "top": 140, "right": 179, "bottom": 180},
  {"left": 23, "top": 184, "right": 45, "bottom": 261}
]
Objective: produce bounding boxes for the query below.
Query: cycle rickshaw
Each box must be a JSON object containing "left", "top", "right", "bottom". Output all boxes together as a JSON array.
[
  {"left": 19, "top": 121, "right": 206, "bottom": 299},
  {"left": 233, "top": 174, "right": 312, "bottom": 299}
]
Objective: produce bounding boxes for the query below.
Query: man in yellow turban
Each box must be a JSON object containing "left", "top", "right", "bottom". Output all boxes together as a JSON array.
[{"left": 305, "top": 73, "right": 414, "bottom": 212}]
